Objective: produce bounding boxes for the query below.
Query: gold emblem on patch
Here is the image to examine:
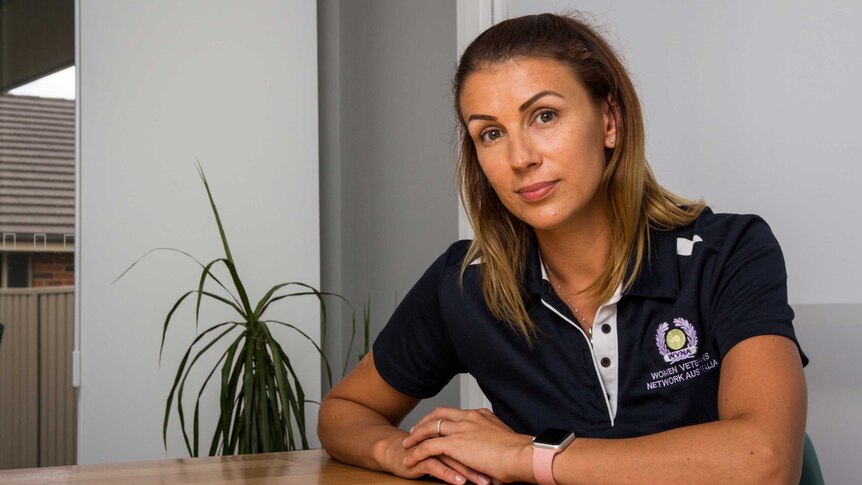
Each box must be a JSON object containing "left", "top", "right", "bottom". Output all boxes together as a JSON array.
[{"left": 665, "top": 329, "right": 686, "bottom": 351}]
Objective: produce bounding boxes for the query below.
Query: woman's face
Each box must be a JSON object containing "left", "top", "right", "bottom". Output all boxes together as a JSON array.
[{"left": 459, "top": 57, "right": 616, "bottom": 232}]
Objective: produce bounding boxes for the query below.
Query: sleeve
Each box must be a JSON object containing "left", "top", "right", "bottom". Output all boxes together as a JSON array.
[
  {"left": 710, "top": 217, "right": 808, "bottom": 365},
  {"left": 372, "top": 244, "right": 465, "bottom": 399}
]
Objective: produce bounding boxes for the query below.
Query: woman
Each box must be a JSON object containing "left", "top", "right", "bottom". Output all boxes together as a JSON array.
[{"left": 319, "top": 13, "right": 807, "bottom": 485}]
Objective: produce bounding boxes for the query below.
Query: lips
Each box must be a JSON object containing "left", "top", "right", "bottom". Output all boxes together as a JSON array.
[{"left": 516, "top": 180, "right": 558, "bottom": 201}]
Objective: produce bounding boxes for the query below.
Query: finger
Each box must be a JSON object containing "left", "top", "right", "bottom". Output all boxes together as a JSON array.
[
  {"left": 414, "top": 407, "right": 496, "bottom": 430},
  {"left": 420, "top": 456, "right": 468, "bottom": 485},
  {"left": 410, "top": 406, "right": 463, "bottom": 432},
  {"left": 405, "top": 414, "right": 448, "bottom": 448},
  {"left": 402, "top": 426, "right": 433, "bottom": 449},
  {"left": 404, "top": 416, "right": 468, "bottom": 449},
  {"left": 405, "top": 407, "right": 503, "bottom": 450},
  {"left": 439, "top": 455, "right": 491, "bottom": 485},
  {"left": 404, "top": 438, "right": 447, "bottom": 468}
]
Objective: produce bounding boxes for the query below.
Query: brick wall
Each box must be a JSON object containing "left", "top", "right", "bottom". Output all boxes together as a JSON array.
[{"left": 32, "top": 252, "right": 74, "bottom": 287}]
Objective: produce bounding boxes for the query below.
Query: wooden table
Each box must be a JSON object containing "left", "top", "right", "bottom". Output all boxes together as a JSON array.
[{"left": 0, "top": 449, "right": 440, "bottom": 484}]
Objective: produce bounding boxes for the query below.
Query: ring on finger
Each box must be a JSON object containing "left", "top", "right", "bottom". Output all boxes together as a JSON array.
[{"left": 436, "top": 418, "right": 444, "bottom": 437}]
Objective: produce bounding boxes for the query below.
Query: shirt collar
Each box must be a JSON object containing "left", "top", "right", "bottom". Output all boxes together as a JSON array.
[
  {"left": 523, "top": 226, "right": 680, "bottom": 302},
  {"left": 624, "top": 226, "right": 680, "bottom": 299},
  {"left": 523, "top": 232, "right": 546, "bottom": 304}
]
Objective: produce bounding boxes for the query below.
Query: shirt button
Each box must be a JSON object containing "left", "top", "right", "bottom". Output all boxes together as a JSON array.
[
  {"left": 600, "top": 357, "right": 611, "bottom": 367},
  {"left": 601, "top": 323, "right": 611, "bottom": 334}
]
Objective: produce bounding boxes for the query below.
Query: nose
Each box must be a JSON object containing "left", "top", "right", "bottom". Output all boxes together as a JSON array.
[{"left": 508, "top": 131, "right": 541, "bottom": 171}]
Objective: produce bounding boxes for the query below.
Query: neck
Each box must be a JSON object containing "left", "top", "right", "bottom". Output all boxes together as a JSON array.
[{"left": 535, "top": 206, "right": 611, "bottom": 296}]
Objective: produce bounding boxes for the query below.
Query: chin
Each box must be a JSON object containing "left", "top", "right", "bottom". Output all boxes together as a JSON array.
[
  {"left": 528, "top": 220, "right": 568, "bottom": 232},
  {"left": 515, "top": 213, "right": 570, "bottom": 232}
]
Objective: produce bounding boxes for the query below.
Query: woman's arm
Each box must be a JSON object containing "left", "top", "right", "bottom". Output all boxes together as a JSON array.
[
  {"left": 318, "top": 351, "right": 491, "bottom": 485},
  {"left": 403, "top": 334, "right": 807, "bottom": 484}
]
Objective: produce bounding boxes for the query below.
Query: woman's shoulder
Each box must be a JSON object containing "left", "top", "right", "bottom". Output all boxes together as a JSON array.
[
  {"left": 414, "top": 240, "right": 476, "bottom": 286},
  {"left": 662, "top": 209, "right": 788, "bottom": 295},
  {"left": 435, "top": 239, "right": 475, "bottom": 269},
  {"left": 690, "top": 207, "right": 770, "bottom": 228},
  {"left": 681, "top": 207, "right": 782, "bottom": 253}
]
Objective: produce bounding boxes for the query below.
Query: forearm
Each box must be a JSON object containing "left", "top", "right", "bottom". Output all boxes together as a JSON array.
[
  {"left": 551, "top": 338, "right": 807, "bottom": 485},
  {"left": 554, "top": 417, "right": 802, "bottom": 485},
  {"left": 318, "top": 395, "right": 407, "bottom": 472},
  {"left": 402, "top": 339, "right": 806, "bottom": 484}
]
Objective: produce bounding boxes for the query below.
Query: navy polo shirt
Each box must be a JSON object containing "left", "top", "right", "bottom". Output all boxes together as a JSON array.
[{"left": 373, "top": 209, "right": 807, "bottom": 439}]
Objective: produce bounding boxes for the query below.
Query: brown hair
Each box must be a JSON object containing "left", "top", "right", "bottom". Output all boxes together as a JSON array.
[{"left": 454, "top": 13, "right": 703, "bottom": 343}]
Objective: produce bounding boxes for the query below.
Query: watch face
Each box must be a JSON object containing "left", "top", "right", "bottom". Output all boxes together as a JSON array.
[{"left": 534, "top": 428, "right": 574, "bottom": 446}]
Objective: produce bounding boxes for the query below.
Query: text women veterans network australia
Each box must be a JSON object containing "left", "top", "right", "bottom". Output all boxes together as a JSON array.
[{"left": 646, "top": 352, "right": 719, "bottom": 391}]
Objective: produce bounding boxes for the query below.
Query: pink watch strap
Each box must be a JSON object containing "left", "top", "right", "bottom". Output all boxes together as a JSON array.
[{"left": 532, "top": 445, "right": 558, "bottom": 485}]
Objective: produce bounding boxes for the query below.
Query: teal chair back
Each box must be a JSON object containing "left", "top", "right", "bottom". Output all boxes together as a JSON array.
[{"left": 800, "top": 433, "right": 824, "bottom": 485}]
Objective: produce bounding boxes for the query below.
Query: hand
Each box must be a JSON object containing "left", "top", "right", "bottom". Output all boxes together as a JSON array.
[
  {"left": 377, "top": 431, "right": 493, "bottom": 485},
  {"left": 402, "top": 407, "right": 534, "bottom": 484}
]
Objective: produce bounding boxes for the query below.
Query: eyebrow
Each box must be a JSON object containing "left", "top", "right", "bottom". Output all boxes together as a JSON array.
[
  {"left": 466, "top": 90, "right": 565, "bottom": 124},
  {"left": 519, "top": 90, "right": 563, "bottom": 112}
]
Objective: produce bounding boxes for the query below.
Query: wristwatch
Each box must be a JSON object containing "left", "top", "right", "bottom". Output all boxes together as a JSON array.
[{"left": 532, "top": 428, "right": 575, "bottom": 485}]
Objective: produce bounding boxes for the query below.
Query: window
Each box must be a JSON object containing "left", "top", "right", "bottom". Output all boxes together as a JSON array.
[
  {"left": 1, "top": 253, "right": 31, "bottom": 288},
  {"left": 0, "top": 0, "right": 77, "bottom": 470}
]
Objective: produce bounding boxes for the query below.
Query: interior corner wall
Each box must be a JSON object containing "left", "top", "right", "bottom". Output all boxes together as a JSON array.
[
  {"left": 319, "top": 0, "right": 461, "bottom": 424},
  {"left": 317, "top": 0, "right": 343, "bottom": 394},
  {"left": 77, "top": 0, "right": 320, "bottom": 464}
]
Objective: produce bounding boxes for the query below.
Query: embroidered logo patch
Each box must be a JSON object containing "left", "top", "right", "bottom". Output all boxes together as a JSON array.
[
  {"left": 655, "top": 317, "right": 698, "bottom": 364},
  {"left": 647, "top": 318, "right": 716, "bottom": 391}
]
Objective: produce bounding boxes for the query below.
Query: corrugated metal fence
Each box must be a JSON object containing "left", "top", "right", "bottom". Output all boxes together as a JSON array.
[{"left": 0, "top": 287, "right": 76, "bottom": 470}]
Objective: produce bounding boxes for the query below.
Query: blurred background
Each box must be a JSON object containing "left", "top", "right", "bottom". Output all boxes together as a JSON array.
[{"left": 1, "top": 0, "right": 858, "bottom": 482}]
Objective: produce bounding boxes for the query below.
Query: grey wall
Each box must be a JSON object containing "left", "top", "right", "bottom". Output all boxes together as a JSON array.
[
  {"left": 78, "top": 0, "right": 321, "bottom": 464},
  {"left": 506, "top": 1, "right": 862, "bottom": 481},
  {"left": 794, "top": 304, "right": 862, "bottom": 484},
  {"left": 318, "top": 0, "right": 461, "bottom": 425}
]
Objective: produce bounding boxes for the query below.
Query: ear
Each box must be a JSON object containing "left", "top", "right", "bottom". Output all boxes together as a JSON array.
[{"left": 603, "top": 95, "right": 619, "bottom": 149}]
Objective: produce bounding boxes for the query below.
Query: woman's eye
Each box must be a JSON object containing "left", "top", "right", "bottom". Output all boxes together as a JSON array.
[
  {"left": 480, "top": 129, "right": 503, "bottom": 143},
  {"left": 535, "top": 110, "right": 556, "bottom": 124}
]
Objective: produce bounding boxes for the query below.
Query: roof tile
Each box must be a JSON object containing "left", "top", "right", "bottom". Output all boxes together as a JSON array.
[{"left": 0, "top": 95, "right": 74, "bottom": 239}]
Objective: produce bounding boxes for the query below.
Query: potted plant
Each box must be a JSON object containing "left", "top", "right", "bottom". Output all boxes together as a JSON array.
[{"left": 116, "top": 163, "right": 366, "bottom": 456}]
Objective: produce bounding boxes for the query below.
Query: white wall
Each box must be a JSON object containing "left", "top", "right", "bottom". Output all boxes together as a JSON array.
[
  {"left": 506, "top": 0, "right": 862, "bottom": 305},
  {"left": 503, "top": 1, "right": 862, "bottom": 481},
  {"left": 77, "top": 0, "right": 320, "bottom": 464}
]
